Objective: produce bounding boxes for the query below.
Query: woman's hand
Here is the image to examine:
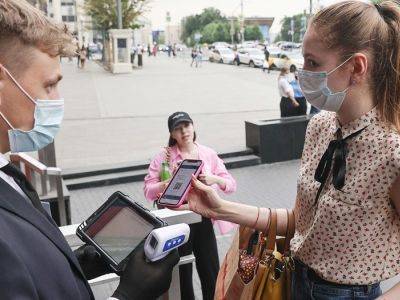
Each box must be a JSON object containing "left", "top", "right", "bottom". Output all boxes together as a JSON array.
[
  {"left": 198, "top": 174, "right": 224, "bottom": 186},
  {"left": 159, "top": 179, "right": 170, "bottom": 193},
  {"left": 173, "top": 175, "right": 224, "bottom": 219},
  {"left": 291, "top": 99, "right": 300, "bottom": 107}
]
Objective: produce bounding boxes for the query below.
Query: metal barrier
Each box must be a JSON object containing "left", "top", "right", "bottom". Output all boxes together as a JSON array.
[
  {"left": 60, "top": 209, "right": 201, "bottom": 300},
  {"left": 10, "top": 152, "right": 68, "bottom": 226}
]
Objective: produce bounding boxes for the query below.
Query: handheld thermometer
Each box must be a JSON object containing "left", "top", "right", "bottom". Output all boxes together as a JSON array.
[{"left": 144, "top": 223, "right": 190, "bottom": 262}]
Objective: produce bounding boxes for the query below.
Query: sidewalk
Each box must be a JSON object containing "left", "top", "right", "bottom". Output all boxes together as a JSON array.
[{"left": 57, "top": 55, "right": 282, "bottom": 170}]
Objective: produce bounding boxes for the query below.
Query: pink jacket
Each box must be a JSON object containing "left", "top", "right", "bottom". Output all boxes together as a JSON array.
[{"left": 144, "top": 143, "right": 237, "bottom": 234}]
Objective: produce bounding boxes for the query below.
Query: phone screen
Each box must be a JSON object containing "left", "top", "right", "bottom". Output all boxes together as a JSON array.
[
  {"left": 84, "top": 198, "right": 154, "bottom": 265},
  {"left": 159, "top": 160, "right": 202, "bottom": 205}
]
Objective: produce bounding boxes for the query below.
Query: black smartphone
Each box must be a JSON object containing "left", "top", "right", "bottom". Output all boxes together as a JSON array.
[{"left": 76, "top": 191, "right": 166, "bottom": 272}]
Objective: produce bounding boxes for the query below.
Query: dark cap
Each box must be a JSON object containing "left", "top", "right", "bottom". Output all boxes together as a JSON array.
[{"left": 168, "top": 112, "right": 193, "bottom": 132}]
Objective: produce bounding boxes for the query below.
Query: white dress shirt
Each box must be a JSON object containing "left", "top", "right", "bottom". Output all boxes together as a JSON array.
[
  {"left": 0, "top": 153, "right": 31, "bottom": 203},
  {"left": 278, "top": 76, "right": 295, "bottom": 98}
]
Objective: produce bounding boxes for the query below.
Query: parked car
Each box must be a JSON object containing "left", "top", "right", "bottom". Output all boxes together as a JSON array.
[
  {"left": 209, "top": 42, "right": 231, "bottom": 49},
  {"left": 209, "top": 47, "right": 235, "bottom": 64},
  {"left": 158, "top": 44, "right": 167, "bottom": 51},
  {"left": 235, "top": 48, "right": 265, "bottom": 67},
  {"left": 268, "top": 51, "right": 303, "bottom": 70},
  {"left": 241, "top": 41, "right": 258, "bottom": 48}
]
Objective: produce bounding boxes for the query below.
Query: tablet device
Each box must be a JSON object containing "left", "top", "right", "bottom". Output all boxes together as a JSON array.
[
  {"left": 157, "top": 159, "right": 203, "bottom": 208},
  {"left": 76, "top": 191, "right": 166, "bottom": 272}
]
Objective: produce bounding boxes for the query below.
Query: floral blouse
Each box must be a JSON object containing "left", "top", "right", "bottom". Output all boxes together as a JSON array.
[{"left": 291, "top": 107, "right": 400, "bottom": 285}]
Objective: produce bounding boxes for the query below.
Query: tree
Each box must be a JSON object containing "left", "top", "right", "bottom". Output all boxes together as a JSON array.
[
  {"left": 181, "top": 7, "right": 227, "bottom": 45},
  {"left": 85, "top": 0, "right": 149, "bottom": 31},
  {"left": 200, "top": 22, "right": 230, "bottom": 44},
  {"left": 244, "top": 25, "right": 263, "bottom": 41},
  {"left": 277, "top": 13, "right": 306, "bottom": 43}
]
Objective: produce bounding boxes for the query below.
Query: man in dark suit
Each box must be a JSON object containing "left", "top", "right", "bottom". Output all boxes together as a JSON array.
[{"left": 0, "top": 1, "right": 179, "bottom": 299}]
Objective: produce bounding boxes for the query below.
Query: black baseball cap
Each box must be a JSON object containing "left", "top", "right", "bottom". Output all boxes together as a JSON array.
[{"left": 168, "top": 112, "right": 193, "bottom": 132}]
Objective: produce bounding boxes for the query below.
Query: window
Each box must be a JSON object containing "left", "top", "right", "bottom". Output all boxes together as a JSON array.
[{"left": 62, "top": 15, "right": 76, "bottom": 22}]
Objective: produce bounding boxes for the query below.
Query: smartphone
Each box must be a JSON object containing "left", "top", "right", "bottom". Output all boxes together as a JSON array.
[
  {"left": 157, "top": 159, "right": 203, "bottom": 208},
  {"left": 76, "top": 191, "right": 166, "bottom": 272}
]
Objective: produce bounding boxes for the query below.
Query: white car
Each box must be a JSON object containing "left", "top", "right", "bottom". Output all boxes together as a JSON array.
[
  {"left": 209, "top": 48, "right": 235, "bottom": 64},
  {"left": 236, "top": 48, "right": 265, "bottom": 67},
  {"left": 268, "top": 51, "right": 304, "bottom": 70},
  {"left": 211, "top": 42, "right": 231, "bottom": 49}
]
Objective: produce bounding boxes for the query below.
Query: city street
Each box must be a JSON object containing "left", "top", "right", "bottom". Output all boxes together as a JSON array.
[{"left": 57, "top": 53, "right": 282, "bottom": 170}]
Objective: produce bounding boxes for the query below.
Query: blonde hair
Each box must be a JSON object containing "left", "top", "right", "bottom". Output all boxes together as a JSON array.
[
  {"left": 311, "top": 0, "right": 400, "bottom": 131},
  {"left": 0, "top": 0, "right": 75, "bottom": 72},
  {"left": 280, "top": 67, "right": 289, "bottom": 77}
]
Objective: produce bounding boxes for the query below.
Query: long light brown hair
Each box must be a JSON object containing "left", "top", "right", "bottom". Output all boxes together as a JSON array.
[{"left": 311, "top": 0, "right": 400, "bottom": 131}]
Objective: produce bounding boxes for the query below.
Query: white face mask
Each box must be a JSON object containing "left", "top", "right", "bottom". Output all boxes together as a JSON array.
[{"left": 298, "top": 55, "right": 353, "bottom": 112}]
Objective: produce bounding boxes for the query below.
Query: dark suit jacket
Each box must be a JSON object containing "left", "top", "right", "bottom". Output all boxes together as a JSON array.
[{"left": 0, "top": 178, "right": 94, "bottom": 299}]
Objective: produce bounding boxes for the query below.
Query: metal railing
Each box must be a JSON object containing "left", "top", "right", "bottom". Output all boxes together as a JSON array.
[
  {"left": 10, "top": 152, "right": 68, "bottom": 226},
  {"left": 61, "top": 209, "right": 201, "bottom": 300}
]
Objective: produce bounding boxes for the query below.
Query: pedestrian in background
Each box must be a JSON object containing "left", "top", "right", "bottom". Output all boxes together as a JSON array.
[
  {"left": 278, "top": 67, "right": 299, "bottom": 117},
  {"left": 147, "top": 43, "right": 151, "bottom": 56},
  {"left": 288, "top": 65, "right": 307, "bottom": 115},
  {"left": 190, "top": 48, "right": 197, "bottom": 67},
  {"left": 196, "top": 48, "right": 203, "bottom": 67},
  {"left": 152, "top": 43, "right": 158, "bottom": 56},
  {"left": 137, "top": 44, "right": 143, "bottom": 67},
  {"left": 144, "top": 112, "right": 237, "bottom": 300},
  {"left": 79, "top": 45, "right": 87, "bottom": 69},
  {"left": 264, "top": 45, "right": 271, "bottom": 73}
]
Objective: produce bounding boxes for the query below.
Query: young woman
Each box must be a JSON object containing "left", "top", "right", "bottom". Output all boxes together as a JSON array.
[
  {"left": 278, "top": 67, "right": 300, "bottom": 117},
  {"left": 144, "top": 112, "right": 237, "bottom": 300},
  {"left": 176, "top": 1, "right": 400, "bottom": 299}
]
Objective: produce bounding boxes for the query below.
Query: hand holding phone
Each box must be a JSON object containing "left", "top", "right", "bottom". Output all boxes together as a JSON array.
[{"left": 157, "top": 159, "right": 203, "bottom": 208}]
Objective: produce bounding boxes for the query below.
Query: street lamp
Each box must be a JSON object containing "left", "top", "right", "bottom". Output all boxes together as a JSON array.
[{"left": 116, "top": 0, "right": 123, "bottom": 29}]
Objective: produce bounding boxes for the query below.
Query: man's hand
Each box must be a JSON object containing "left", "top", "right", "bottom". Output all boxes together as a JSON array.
[
  {"left": 74, "top": 244, "right": 112, "bottom": 280},
  {"left": 112, "top": 243, "right": 179, "bottom": 300}
]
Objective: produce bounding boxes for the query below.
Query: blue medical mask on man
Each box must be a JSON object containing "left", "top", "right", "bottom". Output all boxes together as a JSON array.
[
  {"left": 0, "top": 67, "right": 64, "bottom": 153},
  {"left": 297, "top": 55, "right": 354, "bottom": 112}
]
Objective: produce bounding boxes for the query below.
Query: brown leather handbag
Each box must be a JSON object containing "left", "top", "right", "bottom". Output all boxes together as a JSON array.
[{"left": 215, "top": 209, "right": 295, "bottom": 300}]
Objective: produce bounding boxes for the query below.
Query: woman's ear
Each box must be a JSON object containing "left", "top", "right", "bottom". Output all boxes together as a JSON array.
[{"left": 351, "top": 53, "right": 368, "bottom": 85}]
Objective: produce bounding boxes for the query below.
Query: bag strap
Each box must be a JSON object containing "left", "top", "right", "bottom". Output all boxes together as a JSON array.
[
  {"left": 284, "top": 209, "right": 295, "bottom": 254},
  {"left": 265, "top": 209, "right": 277, "bottom": 252}
]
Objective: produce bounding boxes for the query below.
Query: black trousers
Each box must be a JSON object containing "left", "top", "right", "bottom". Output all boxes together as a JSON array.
[
  {"left": 280, "top": 96, "right": 307, "bottom": 117},
  {"left": 295, "top": 97, "right": 307, "bottom": 115},
  {"left": 178, "top": 217, "right": 219, "bottom": 300}
]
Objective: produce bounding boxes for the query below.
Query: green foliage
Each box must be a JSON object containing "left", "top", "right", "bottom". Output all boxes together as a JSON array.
[
  {"left": 278, "top": 13, "right": 307, "bottom": 43},
  {"left": 181, "top": 7, "right": 227, "bottom": 45},
  {"left": 201, "top": 22, "right": 231, "bottom": 44},
  {"left": 85, "top": 0, "right": 148, "bottom": 31},
  {"left": 181, "top": 7, "right": 261, "bottom": 46},
  {"left": 244, "top": 25, "right": 263, "bottom": 41}
]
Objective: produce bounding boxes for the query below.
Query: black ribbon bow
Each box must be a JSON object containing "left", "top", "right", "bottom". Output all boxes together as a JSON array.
[{"left": 313, "top": 126, "right": 367, "bottom": 206}]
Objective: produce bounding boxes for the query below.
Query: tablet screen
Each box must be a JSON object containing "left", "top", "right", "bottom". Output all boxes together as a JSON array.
[{"left": 84, "top": 198, "right": 154, "bottom": 264}]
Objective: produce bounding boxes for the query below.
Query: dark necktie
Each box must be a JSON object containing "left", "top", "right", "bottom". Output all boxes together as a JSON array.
[
  {"left": 1, "top": 163, "right": 47, "bottom": 215},
  {"left": 313, "top": 126, "right": 367, "bottom": 206}
]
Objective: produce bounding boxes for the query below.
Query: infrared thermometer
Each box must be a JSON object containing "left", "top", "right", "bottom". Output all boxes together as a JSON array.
[{"left": 144, "top": 223, "right": 190, "bottom": 262}]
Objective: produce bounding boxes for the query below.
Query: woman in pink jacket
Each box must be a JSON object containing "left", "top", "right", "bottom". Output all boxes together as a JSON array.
[{"left": 144, "top": 111, "right": 237, "bottom": 300}]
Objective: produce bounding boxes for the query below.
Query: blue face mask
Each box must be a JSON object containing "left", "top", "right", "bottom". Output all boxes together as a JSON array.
[{"left": 0, "top": 68, "right": 64, "bottom": 153}]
